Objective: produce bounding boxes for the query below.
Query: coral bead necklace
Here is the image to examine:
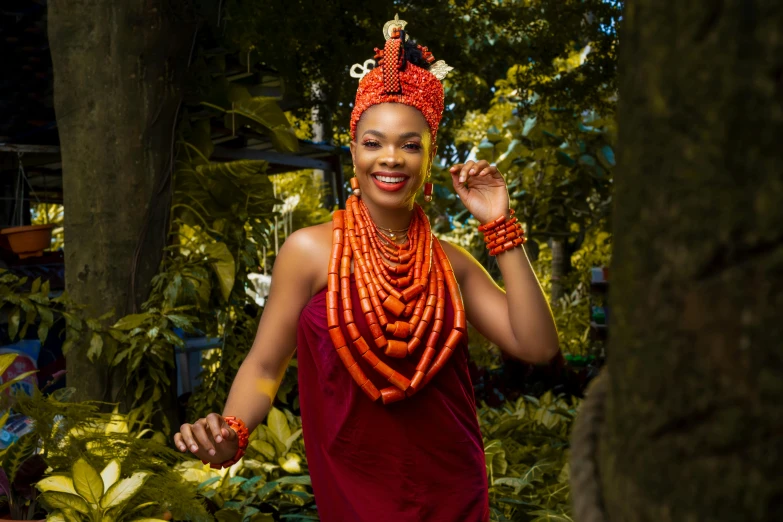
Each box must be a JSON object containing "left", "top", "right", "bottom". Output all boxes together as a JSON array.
[{"left": 326, "top": 195, "right": 467, "bottom": 405}]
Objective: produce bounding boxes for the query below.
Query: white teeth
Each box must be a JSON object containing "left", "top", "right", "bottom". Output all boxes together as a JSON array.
[{"left": 375, "top": 175, "right": 406, "bottom": 183}]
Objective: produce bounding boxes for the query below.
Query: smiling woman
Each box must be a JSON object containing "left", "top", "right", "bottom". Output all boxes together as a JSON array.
[
  {"left": 351, "top": 104, "right": 432, "bottom": 213},
  {"left": 174, "top": 15, "right": 561, "bottom": 522}
]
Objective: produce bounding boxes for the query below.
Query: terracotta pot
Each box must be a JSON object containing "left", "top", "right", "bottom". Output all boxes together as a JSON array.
[{"left": 0, "top": 224, "right": 55, "bottom": 259}]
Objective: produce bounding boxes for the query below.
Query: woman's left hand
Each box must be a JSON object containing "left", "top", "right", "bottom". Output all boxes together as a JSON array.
[{"left": 449, "top": 160, "right": 510, "bottom": 224}]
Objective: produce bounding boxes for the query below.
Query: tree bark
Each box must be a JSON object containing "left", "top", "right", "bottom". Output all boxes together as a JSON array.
[
  {"left": 48, "top": 2, "right": 196, "bottom": 409},
  {"left": 550, "top": 238, "right": 566, "bottom": 304},
  {"left": 598, "top": 0, "right": 783, "bottom": 520}
]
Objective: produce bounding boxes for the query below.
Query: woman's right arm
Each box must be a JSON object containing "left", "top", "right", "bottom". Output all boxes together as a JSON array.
[{"left": 174, "top": 227, "right": 324, "bottom": 461}]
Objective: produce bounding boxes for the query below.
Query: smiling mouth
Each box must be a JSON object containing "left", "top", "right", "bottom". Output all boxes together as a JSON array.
[{"left": 372, "top": 174, "right": 408, "bottom": 184}]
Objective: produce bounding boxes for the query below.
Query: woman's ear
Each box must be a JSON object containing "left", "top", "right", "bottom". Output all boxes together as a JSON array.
[{"left": 349, "top": 141, "right": 357, "bottom": 165}]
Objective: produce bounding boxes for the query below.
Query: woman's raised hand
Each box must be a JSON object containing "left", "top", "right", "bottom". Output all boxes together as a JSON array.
[
  {"left": 449, "top": 160, "right": 510, "bottom": 224},
  {"left": 174, "top": 413, "right": 239, "bottom": 464}
]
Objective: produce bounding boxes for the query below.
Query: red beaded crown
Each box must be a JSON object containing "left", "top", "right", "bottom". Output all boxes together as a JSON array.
[{"left": 350, "top": 15, "right": 452, "bottom": 143}]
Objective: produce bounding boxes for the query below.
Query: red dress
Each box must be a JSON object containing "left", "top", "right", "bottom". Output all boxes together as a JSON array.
[{"left": 297, "top": 279, "right": 490, "bottom": 522}]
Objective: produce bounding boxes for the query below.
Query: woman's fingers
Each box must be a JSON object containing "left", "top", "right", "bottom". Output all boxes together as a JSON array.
[
  {"left": 449, "top": 160, "right": 495, "bottom": 184},
  {"left": 458, "top": 161, "right": 475, "bottom": 184},
  {"left": 206, "top": 413, "right": 224, "bottom": 443},
  {"left": 192, "top": 420, "right": 217, "bottom": 456},
  {"left": 178, "top": 423, "right": 198, "bottom": 453},
  {"left": 173, "top": 431, "right": 187, "bottom": 452}
]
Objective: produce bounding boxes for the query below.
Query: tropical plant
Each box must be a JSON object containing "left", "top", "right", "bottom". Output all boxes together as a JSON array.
[
  {"left": 176, "top": 406, "right": 316, "bottom": 520},
  {"left": 481, "top": 391, "right": 579, "bottom": 522},
  {"left": 6, "top": 388, "right": 210, "bottom": 522},
  {"left": 36, "top": 458, "right": 165, "bottom": 522}
]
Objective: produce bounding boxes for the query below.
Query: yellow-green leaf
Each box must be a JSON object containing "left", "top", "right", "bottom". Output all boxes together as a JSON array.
[
  {"left": 267, "top": 407, "right": 290, "bottom": 445},
  {"left": 42, "top": 492, "right": 90, "bottom": 514},
  {"left": 72, "top": 458, "right": 103, "bottom": 505},
  {"left": 112, "top": 313, "right": 151, "bottom": 331},
  {"left": 0, "top": 410, "right": 8, "bottom": 432},
  {"left": 87, "top": 333, "right": 103, "bottom": 362},
  {"left": 230, "top": 97, "right": 298, "bottom": 153},
  {"left": 7, "top": 308, "right": 20, "bottom": 339},
  {"left": 250, "top": 440, "right": 276, "bottom": 460},
  {"left": 100, "top": 471, "right": 149, "bottom": 509},
  {"left": 204, "top": 242, "right": 235, "bottom": 302},
  {"left": 0, "top": 353, "right": 17, "bottom": 375},
  {"left": 37, "top": 476, "right": 77, "bottom": 495},
  {"left": 278, "top": 453, "right": 301, "bottom": 473},
  {"left": 100, "top": 460, "right": 120, "bottom": 493}
]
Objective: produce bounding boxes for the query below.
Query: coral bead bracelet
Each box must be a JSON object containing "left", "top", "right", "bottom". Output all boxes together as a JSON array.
[
  {"left": 479, "top": 209, "right": 526, "bottom": 256},
  {"left": 202, "top": 415, "right": 249, "bottom": 469}
]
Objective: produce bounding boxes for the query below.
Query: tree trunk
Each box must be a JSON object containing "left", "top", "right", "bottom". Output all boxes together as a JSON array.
[
  {"left": 598, "top": 0, "right": 783, "bottom": 520},
  {"left": 48, "top": 1, "right": 196, "bottom": 413},
  {"left": 550, "top": 238, "right": 567, "bottom": 304}
]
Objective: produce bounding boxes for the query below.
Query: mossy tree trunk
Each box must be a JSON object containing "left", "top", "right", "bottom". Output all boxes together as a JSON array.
[
  {"left": 599, "top": 0, "right": 783, "bottom": 520},
  {"left": 48, "top": 2, "right": 196, "bottom": 415}
]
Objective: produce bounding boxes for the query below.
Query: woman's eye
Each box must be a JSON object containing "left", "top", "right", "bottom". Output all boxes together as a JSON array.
[
  {"left": 404, "top": 143, "right": 422, "bottom": 151},
  {"left": 362, "top": 140, "right": 380, "bottom": 148}
]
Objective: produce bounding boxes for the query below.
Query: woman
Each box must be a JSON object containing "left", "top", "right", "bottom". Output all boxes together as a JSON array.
[{"left": 174, "top": 17, "right": 560, "bottom": 522}]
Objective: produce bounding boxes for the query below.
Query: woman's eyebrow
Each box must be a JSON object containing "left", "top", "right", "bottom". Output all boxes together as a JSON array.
[{"left": 362, "top": 130, "right": 423, "bottom": 140}]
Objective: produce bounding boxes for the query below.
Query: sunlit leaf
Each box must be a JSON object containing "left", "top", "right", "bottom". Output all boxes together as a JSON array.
[
  {"left": 37, "top": 476, "right": 77, "bottom": 495},
  {"left": 72, "top": 458, "right": 103, "bottom": 505},
  {"left": 204, "top": 242, "right": 235, "bottom": 302}
]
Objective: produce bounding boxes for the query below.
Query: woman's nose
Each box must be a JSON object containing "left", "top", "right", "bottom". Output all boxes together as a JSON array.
[{"left": 380, "top": 147, "right": 403, "bottom": 168}]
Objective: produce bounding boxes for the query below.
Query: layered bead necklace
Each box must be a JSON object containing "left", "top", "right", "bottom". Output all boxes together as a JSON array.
[{"left": 326, "top": 195, "right": 467, "bottom": 405}]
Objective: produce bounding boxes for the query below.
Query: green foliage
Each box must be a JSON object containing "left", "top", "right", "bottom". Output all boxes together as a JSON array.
[
  {"left": 480, "top": 392, "right": 579, "bottom": 521},
  {"left": 10, "top": 390, "right": 211, "bottom": 521},
  {"left": 37, "top": 458, "right": 156, "bottom": 521},
  {"left": 176, "top": 406, "right": 316, "bottom": 520}
]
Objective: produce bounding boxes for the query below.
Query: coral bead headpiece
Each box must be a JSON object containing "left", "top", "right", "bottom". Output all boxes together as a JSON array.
[{"left": 350, "top": 15, "right": 453, "bottom": 143}]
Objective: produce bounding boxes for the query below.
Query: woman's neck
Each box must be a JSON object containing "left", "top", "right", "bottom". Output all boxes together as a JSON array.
[{"left": 360, "top": 198, "right": 415, "bottom": 231}]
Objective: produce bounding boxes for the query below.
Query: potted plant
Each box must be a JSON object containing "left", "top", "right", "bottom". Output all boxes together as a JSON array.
[{"left": 0, "top": 225, "right": 56, "bottom": 260}]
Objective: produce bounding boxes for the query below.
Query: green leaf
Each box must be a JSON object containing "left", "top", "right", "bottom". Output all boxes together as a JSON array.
[
  {"left": 597, "top": 145, "right": 615, "bottom": 168},
  {"left": 0, "top": 353, "right": 18, "bottom": 375},
  {"left": 215, "top": 508, "right": 243, "bottom": 522},
  {"left": 3, "top": 433, "right": 37, "bottom": 483},
  {"left": 204, "top": 242, "right": 235, "bottom": 302},
  {"left": 42, "top": 492, "right": 90, "bottom": 515},
  {"left": 229, "top": 97, "right": 298, "bottom": 153},
  {"left": 100, "top": 471, "right": 149, "bottom": 509},
  {"left": 555, "top": 151, "right": 575, "bottom": 167},
  {"left": 196, "top": 159, "right": 268, "bottom": 180},
  {"left": 72, "top": 458, "right": 104, "bottom": 505},
  {"left": 87, "top": 333, "right": 104, "bottom": 362},
  {"left": 250, "top": 440, "right": 277, "bottom": 460},
  {"left": 267, "top": 407, "right": 291, "bottom": 445},
  {"left": 0, "top": 410, "right": 8, "bottom": 432},
  {"left": 8, "top": 307, "right": 20, "bottom": 339},
  {"left": 37, "top": 476, "right": 77, "bottom": 495},
  {"left": 112, "top": 313, "right": 152, "bottom": 331},
  {"left": 100, "top": 459, "right": 121, "bottom": 493},
  {"left": 284, "top": 428, "right": 303, "bottom": 451},
  {"left": 278, "top": 453, "right": 302, "bottom": 473}
]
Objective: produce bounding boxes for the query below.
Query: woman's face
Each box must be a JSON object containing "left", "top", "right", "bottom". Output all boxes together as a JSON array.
[{"left": 350, "top": 103, "right": 433, "bottom": 209}]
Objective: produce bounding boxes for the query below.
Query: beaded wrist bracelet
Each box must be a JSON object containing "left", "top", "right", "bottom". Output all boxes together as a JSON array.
[
  {"left": 202, "top": 416, "right": 250, "bottom": 470},
  {"left": 479, "top": 209, "right": 526, "bottom": 256}
]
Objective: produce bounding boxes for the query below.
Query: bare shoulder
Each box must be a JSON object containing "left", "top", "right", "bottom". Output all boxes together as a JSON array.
[
  {"left": 437, "top": 239, "right": 480, "bottom": 285},
  {"left": 275, "top": 220, "right": 334, "bottom": 296}
]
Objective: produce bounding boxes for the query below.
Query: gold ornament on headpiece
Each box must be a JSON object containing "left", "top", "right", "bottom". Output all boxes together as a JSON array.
[{"left": 383, "top": 14, "right": 409, "bottom": 41}]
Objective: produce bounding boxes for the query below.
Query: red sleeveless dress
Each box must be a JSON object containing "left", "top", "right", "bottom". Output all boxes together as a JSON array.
[{"left": 297, "top": 278, "right": 490, "bottom": 522}]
